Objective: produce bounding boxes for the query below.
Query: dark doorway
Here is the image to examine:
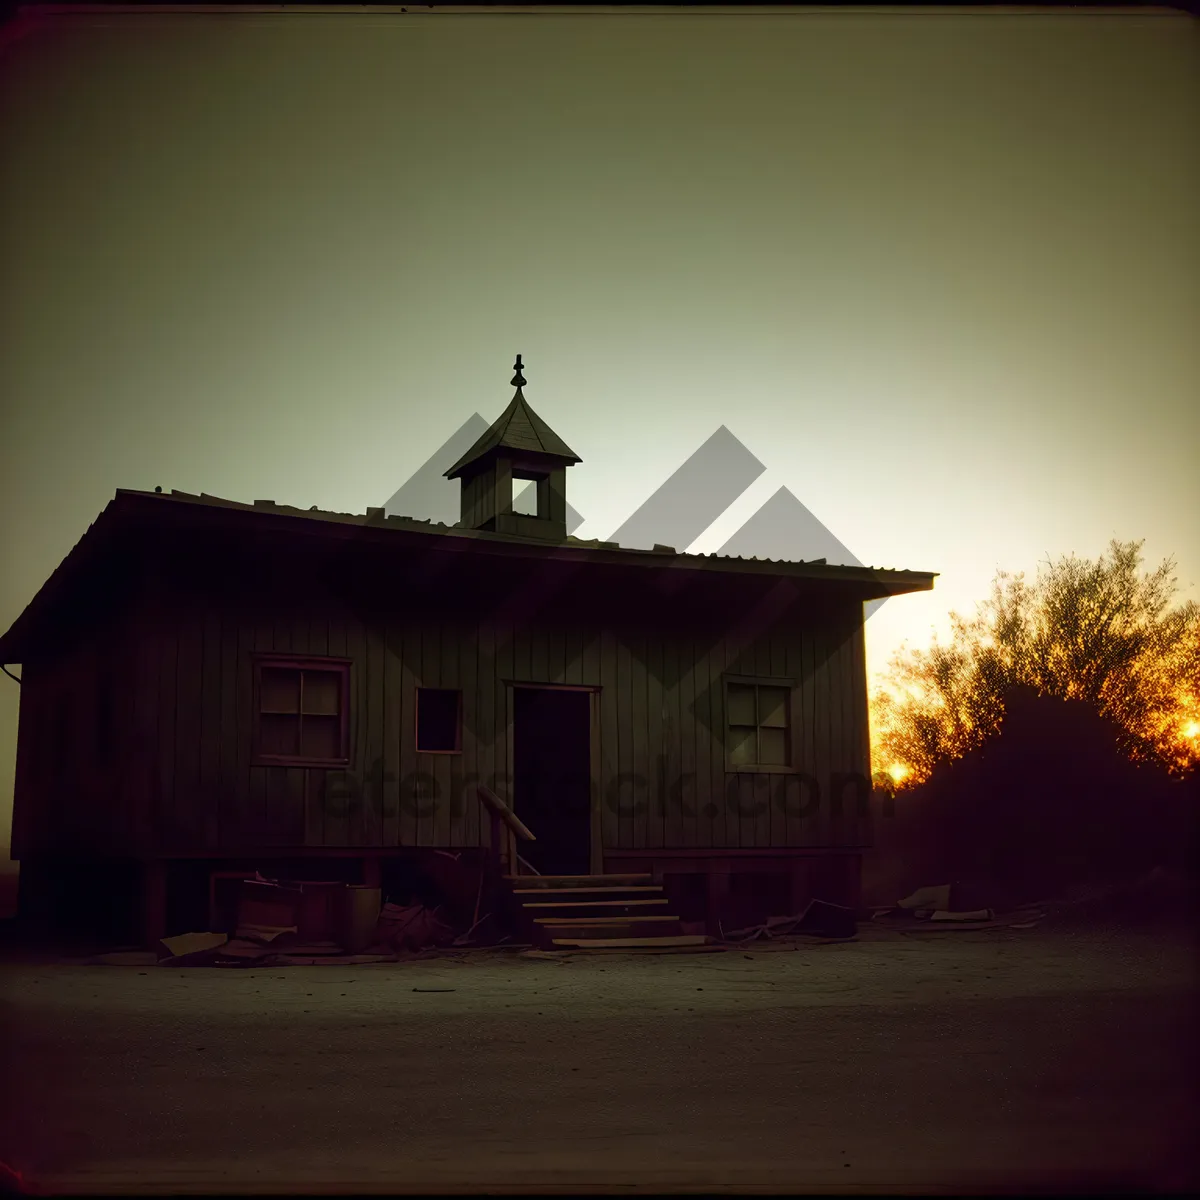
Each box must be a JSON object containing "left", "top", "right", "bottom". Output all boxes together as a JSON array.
[{"left": 512, "top": 687, "right": 592, "bottom": 876}]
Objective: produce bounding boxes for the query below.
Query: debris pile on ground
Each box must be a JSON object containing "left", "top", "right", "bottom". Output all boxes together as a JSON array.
[
  {"left": 68, "top": 859, "right": 517, "bottom": 968},
  {"left": 157, "top": 932, "right": 229, "bottom": 966},
  {"left": 864, "top": 867, "right": 1198, "bottom": 935},
  {"left": 724, "top": 899, "right": 860, "bottom": 944},
  {"left": 139, "top": 875, "right": 394, "bottom": 968},
  {"left": 147, "top": 867, "right": 502, "bottom": 967},
  {"left": 375, "top": 902, "right": 456, "bottom": 954},
  {"left": 202, "top": 876, "right": 300, "bottom": 966},
  {"left": 869, "top": 883, "right": 1042, "bottom": 932}
]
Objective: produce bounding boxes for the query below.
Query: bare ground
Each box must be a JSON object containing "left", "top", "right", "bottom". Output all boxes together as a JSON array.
[{"left": 1, "top": 920, "right": 1197, "bottom": 1194}]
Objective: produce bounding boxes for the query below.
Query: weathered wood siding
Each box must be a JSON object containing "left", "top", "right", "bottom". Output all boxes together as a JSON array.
[
  {"left": 10, "top": 607, "right": 138, "bottom": 859},
  {"left": 113, "top": 590, "right": 873, "bottom": 856},
  {"left": 12, "top": 548, "right": 873, "bottom": 858}
]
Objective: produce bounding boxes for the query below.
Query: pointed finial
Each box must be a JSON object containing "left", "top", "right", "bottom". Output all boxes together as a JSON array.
[{"left": 511, "top": 354, "right": 526, "bottom": 388}]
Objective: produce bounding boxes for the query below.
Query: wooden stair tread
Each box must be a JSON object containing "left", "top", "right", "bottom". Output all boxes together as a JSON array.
[
  {"left": 551, "top": 935, "right": 710, "bottom": 949},
  {"left": 533, "top": 914, "right": 679, "bottom": 926},
  {"left": 522, "top": 898, "right": 669, "bottom": 909},
  {"left": 503, "top": 874, "right": 653, "bottom": 886},
  {"left": 512, "top": 886, "right": 663, "bottom": 895}
]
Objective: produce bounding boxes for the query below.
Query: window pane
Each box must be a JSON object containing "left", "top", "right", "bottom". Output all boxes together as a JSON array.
[
  {"left": 729, "top": 726, "right": 757, "bottom": 765},
  {"left": 302, "top": 671, "right": 341, "bottom": 716},
  {"left": 512, "top": 478, "right": 539, "bottom": 516},
  {"left": 759, "top": 727, "right": 789, "bottom": 765},
  {"left": 417, "top": 688, "right": 460, "bottom": 752},
  {"left": 261, "top": 668, "right": 301, "bottom": 714},
  {"left": 260, "top": 713, "right": 301, "bottom": 756},
  {"left": 301, "top": 715, "right": 340, "bottom": 760},
  {"left": 727, "top": 684, "right": 757, "bottom": 727},
  {"left": 759, "top": 687, "right": 789, "bottom": 729}
]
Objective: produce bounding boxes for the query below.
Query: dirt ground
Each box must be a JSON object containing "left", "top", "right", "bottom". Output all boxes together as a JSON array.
[{"left": 1, "top": 919, "right": 1198, "bottom": 1195}]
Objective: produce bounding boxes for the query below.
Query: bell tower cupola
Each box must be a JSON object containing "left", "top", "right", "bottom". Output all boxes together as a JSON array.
[{"left": 444, "top": 355, "right": 582, "bottom": 542}]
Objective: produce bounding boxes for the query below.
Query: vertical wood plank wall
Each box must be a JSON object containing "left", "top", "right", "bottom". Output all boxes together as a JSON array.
[
  {"left": 14, "top": 589, "right": 875, "bottom": 856},
  {"left": 10, "top": 603, "right": 141, "bottom": 859}
]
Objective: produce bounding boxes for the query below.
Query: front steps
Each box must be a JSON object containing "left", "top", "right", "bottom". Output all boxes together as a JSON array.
[{"left": 504, "top": 873, "right": 703, "bottom": 949}]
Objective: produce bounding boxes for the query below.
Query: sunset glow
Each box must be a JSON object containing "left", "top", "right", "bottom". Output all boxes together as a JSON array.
[
  {"left": 867, "top": 542, "right": 1200, "bottom": 789},
  {"left": 869, "top": 664, "right": 1200, "bottom": 791},
  {"left": 870, "top": 683, "right": 1200, "bottom": 791}
]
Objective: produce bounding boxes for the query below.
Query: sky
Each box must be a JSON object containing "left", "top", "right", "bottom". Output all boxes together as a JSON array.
[{"left": 0, "top": 5, "right": 1197, "bottom": 909}]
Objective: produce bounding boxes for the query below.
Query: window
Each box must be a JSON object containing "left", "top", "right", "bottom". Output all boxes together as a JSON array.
[
  {"left": 511, "top": 469, "right": 547, "bottom": 518},
  {"left": 726, "top": 679, "right": 792, "bottom": 768},
  {"left": 512, "top": 477, "right": 539, "bottom": 516},
  {"left": 253, "top": 657, "right": 350, "bottom": 765},
  {"left": 416, "top": 687, "right": 462, "bottom": 753}
]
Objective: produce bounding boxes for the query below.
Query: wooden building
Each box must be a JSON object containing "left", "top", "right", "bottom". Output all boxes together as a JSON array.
[{"left": 0, "top": 358, "right": 936, "bottom": 946}]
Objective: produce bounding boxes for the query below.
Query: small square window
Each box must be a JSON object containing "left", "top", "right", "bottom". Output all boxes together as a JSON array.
[
  {"left": 253, "top": 657, "right": 349, "bottom": 766},
  {"left": 512, "top": 478, "right": 540, "bottom": 516},
  {"left": 511, "top": 469, "right": 548, "bottom": 518},
  {"left": 416, "top": 688, "right": 462, "bottom": 753}
]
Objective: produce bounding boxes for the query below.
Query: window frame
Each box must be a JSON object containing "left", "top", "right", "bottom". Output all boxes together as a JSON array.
[
  {"left": 415, "top": 686, "right": 464, "bottom": 755},
  {"left": 724, "top": 673, "right": 797, "bottom": 774},
  {"left": 251, "top": 654, "right": 352, "bottom": 768}
]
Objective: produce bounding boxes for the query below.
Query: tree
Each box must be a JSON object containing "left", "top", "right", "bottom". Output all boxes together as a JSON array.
[{"left": 871, "top": 540, "right": 1200, "bottom": 788}]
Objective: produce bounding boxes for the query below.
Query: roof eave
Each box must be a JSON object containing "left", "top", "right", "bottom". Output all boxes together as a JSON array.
[{"left": 444, "top": 445, "right": 583, "bottom": 481}]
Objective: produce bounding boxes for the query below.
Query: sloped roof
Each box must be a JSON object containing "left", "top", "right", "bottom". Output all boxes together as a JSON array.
[
  {"left": 0, "top": 487, "right": 937, "bottom": 662},
  {"left": 115, "top": 489, "right": 936, "bottom": 585},
  {"left": 444, "top": 388, "right": 582, "bottom": 479}
]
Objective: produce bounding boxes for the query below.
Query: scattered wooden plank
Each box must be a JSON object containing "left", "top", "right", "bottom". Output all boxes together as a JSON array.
[
  {"left": 930, "top": 908, "right": 995, "bottom": 922},
  {"left": 158, "top": 932, "right": 228, "bottom": 960}
]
